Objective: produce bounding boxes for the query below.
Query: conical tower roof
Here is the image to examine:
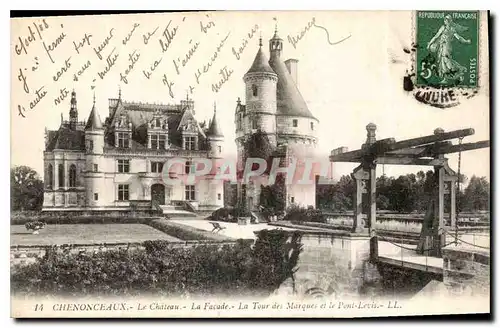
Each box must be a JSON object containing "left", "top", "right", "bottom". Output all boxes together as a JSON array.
[
  {"left": 85, "top": 96, "right": 103, "bottom": 130},
  {"left": 246, "top": 38, "right": 275, "bottom": 75},
  {"left": 268, "top": 31, "right": 316, "bottom": 120},
  {"left": 207, "top": 105, "right": 224, "bottom": 138}
]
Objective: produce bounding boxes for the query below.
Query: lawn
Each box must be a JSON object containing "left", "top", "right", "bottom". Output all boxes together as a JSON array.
[{"left": 11, "top": 223, "right": 182, "bottom": 246}]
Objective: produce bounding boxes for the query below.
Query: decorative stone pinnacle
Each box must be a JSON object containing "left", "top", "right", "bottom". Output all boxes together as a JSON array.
[
  {"left": 365, "top": 123, "right": 377, "bottom": 145},
  {"left": 434, "top": 127, "right": 445, "bottom": 135}
]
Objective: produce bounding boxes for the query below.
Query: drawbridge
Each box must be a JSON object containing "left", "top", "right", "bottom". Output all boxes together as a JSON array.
[{"left": 329, "top": 123, "right": 489, "bottom": 271}]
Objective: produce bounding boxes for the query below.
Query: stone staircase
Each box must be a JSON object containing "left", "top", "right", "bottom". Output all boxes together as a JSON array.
[{"left": 158, "top": 205, "right": 197, "bottom": 218}]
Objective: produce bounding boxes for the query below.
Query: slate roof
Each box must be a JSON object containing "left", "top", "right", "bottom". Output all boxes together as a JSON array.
[
  {"left": 269, "top": 52, "right": 316, "bottom": 120},
  {"left": 246, "top": 46, "right": 275, "bottom": 75},
  {"left": 46, "top": 98, "right": 212, "bottom": 152},
  {"left": 45, "top": 126, "right": 85, "bottom": 151},
  {"left": 84, "top": 105, "right": 103, "bottom": 130},
  {"left": 206, "top": 109, "right": 224, "bottom": 138}
]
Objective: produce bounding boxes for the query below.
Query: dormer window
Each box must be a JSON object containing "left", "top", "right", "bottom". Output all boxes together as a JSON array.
[
  {"left": 117, "top": 132, "right": 130, "bottom": 148},
  {"left": 155, "top": 118, "right": 161, "bottom": 127},
  {"left": 184, "top": 136, "right": 196, "bottom": 150},
  {"left": 252, "top": 84, "right": 258, "bottom": 97},
  {"left": 150, "top": 133, "right": 167, "bottom": 150}
]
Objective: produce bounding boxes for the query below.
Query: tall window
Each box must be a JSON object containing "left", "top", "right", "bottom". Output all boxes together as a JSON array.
[
  {"left": 159, "top": 135, "right": 166, "bottom": 149},
  {"left": 58, "top": 164, "right": 64, "bottom": 188},
  {"left": 93, "top": 164, "right": 98, "bottom": 172},
  {"left": 185, "top": 185, "right": 196, "bottom": 201},
  {"left": 310, "top": 122, "right": 314, "bottom": 130},
  {"left": 151, "top": 134, "right": 167, "bottom": 150},
  {"left": 47, "top": 164, "right": 53, "bottom": 189},
  {"left": 184, "top": 136, "right": 196, "bottom": 150},
  {"left": 293, "top": 119, "right": 298, "bottom": 127},
  {"left": 69, "top": 164, "right": 77, "bottom": 187},
  {"left": 87, "top": 140, "right": 94, "bottom": 152},
  {"left": 118, "top": 184, "right": 129, "bottom": 201},
  {"left": 252, "top": 119, "right": 258, "bottom": 129},
  {"left": 185, "top": 161, "right": 195, "bottom": 174},
  {"left": 151, "top": 161, "right": 164, "bottom": 173},
  {"left": 252, "top": 84, "right": 258, "bottom": 97},
  {"left": 118, "top": 159, "right": 130, "bottom": 173},
  {"left": 117, "top": 132, "right": 130, "bottom": 148}
]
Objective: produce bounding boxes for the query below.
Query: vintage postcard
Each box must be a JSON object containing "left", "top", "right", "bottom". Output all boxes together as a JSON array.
[{"left": 10, "top": 10, "right": 490, "bottom": 318}]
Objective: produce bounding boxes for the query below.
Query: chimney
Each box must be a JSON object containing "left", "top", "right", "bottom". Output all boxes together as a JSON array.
[{"left": 285, "top": 59, "right": 299, "bottom": 86}]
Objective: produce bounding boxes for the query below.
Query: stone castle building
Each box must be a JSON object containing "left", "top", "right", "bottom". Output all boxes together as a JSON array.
[
  {"left": 234, "top": 29, "right": 319, "bottom": 210},
  {"left": 42, "top": 90, "right": 225, "bottom": 213}
]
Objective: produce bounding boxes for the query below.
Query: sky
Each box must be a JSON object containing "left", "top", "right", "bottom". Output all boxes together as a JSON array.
[{"left": 10, "top": 11, "right": 490, "bottom": 182}]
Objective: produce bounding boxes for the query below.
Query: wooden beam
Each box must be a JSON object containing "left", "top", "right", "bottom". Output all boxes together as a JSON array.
[
  {"left": 330, "top": 129, "right": 475, "bottom": 162},
  {"left": 432, "top": 140, "right": 490, "bottom": 155},
  {"left": 374, "top": 157, "right": 446, "bottom": 166},
  {"left": 389, "top": 128, "right": 475, "bottom": 151},
  {"left": 387, "top": 141, "right": 452, "bottom": 156},
  {"left": 330, "top": 138, "right": 396, "bottom": 162}
]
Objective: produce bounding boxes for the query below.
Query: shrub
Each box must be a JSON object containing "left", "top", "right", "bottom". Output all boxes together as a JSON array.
[
  {"left": 148, "top": 219, "right": 232, "bottom": 241},
  {"left": 10, "top": 210, "right": 159, "bottom": 225},
  {"left": 284, "top": 205, "right": 325, "bottom": 223},
  {"left": 208, "top": 206, "right": 251, "bottom": 223},
  {"left": 11, "top": 230, "right": 303, "bottom": 298},
  {"left": 24, "top": 221, "right": 46, "bottom": 232}
]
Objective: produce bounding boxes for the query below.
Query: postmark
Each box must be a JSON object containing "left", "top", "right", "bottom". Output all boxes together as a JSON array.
[{"left": 409, "top": 11, "right": 480, "bottom": 108}]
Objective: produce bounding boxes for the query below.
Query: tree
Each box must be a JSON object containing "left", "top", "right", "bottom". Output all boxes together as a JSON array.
[
  {"left": 11, "top": 166, "right": 44, "bottom": 211},
  {"left": 462, "top": 176, "right": 490, "bottom": 211},
  {"left": 242, "top": 130, "right": 275, "bottom": 174},
  {"left": 259, "top": 174, "right": 285, "bottom": 216}
]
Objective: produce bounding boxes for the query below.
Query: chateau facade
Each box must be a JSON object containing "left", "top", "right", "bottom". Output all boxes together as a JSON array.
[
  {"left": 234, "top": 30, "right": 319, "bottom": 210},
  {"left": 42, "top": 91, "right": 224, "bottom": 212}
]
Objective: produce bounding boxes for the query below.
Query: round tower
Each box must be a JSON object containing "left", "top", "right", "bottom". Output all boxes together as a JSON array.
[
  {"left": 84, "top": 94, "right": 105, "bottom": 207},
  {"left": 242, "top": 37, "right": 278, "bottom": 147}
]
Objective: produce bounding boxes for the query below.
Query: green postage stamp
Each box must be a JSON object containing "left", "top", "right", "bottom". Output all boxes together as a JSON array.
[{"left": 416, "top": 11, "right": 479, "bottom": 88}]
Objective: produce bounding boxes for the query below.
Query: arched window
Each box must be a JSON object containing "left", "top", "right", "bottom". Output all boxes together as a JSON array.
[
  {"left": 252, "top": 84, "right": 258, "bottom": 97},
  {"left": 69, "top": 164, "right": 77, "bottom": 187},
  {"left": 47, "top": 164, "right": 53, "bottom": 189},
  {"left": 58, "top": 164, "right": 64, "bottom": 188}
]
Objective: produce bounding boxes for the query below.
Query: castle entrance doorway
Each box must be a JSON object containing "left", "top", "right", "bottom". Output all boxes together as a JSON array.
[{"left": 151, "top": 183, "right": 166, "bottom": 205}]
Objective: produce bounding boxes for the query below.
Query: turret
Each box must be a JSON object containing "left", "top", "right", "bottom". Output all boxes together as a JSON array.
[
  {"left": 84, "top": 94, "right": 104, "bottom": 154},
  {"left": 243, "top": 36, "right": 278, "bottom": 146},
  {"left": 206, "top": 103, "right": 224, "bottom": 159},
  {"left": 69, "top": 90, "right": 78, "bottom": 130},
  {"left": 84, "top": 93, "right": 105, "bottom": 207},
  {"left": 269, "top": 27, "right": 283, "bottom": 60}
]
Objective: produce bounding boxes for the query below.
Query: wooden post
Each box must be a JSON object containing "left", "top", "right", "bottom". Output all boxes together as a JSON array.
[
  {"left": 352, "top": 165, "right": 369, "bottom": 233},
  {"left": 368, "top": 164, "right": 377, "bottom": 234},
  {"left": 370, "top": 235, "right": 378, "bottom": 262},
  {"left": 353, "top": 178, "right": 364, "bottom": 232},
  {"left": 450, "top": 180, "right": 456, "bottom": 229}
]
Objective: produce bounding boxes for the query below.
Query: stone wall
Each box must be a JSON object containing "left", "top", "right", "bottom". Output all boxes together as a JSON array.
[
  {"left": 442, "top": 246, "right": 490, "bottom": 297},
  {"left": 275, "top": 231, "right": 382, "bottom": 299}
]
